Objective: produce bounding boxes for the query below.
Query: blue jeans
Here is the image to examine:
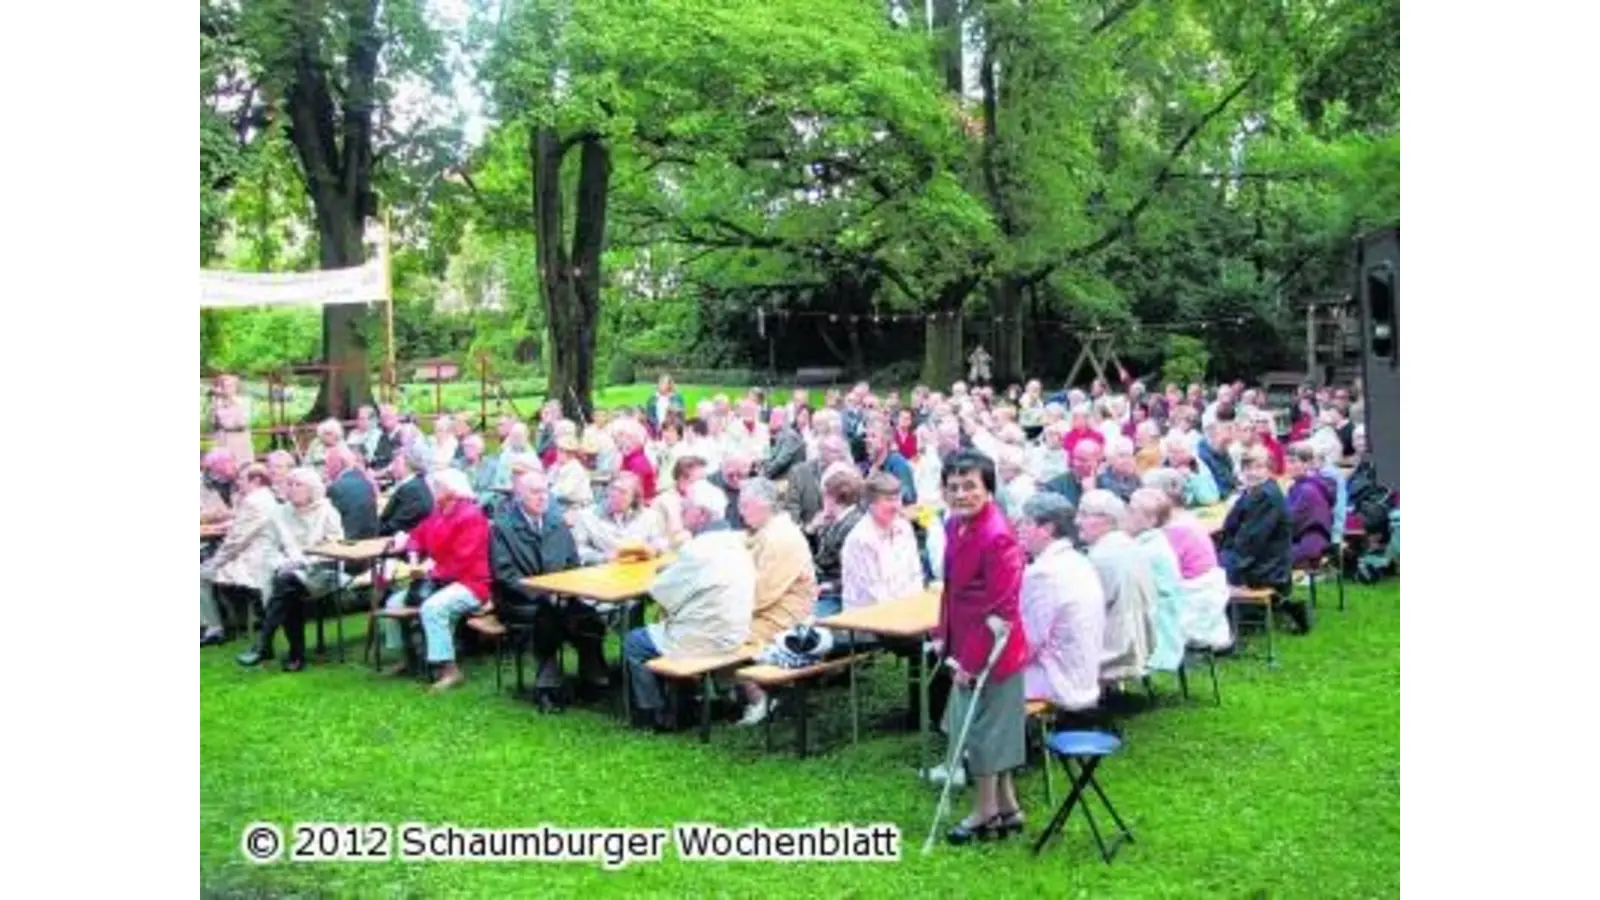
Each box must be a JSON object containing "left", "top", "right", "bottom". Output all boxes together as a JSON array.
[
  {"left": 383, "top": 581, "right": 482, "bottom": 663},
  {"left": 623, "top": 628, "right": 664, "bottom": 711},
  {"left": 815, "top": 593, "right": 843, "bottom": 618}
]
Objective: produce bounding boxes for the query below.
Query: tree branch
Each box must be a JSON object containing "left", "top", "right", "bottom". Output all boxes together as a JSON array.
[
  {"left": 1091, "top": 0, "right": 1142, "bottom": 35},
  {"left": 1028, "top": 70, "right": 1260, "bottom": 285}
]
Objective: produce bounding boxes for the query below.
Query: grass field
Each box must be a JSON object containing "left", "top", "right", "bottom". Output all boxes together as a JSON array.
[
  {"left": 203, "top": 383, "right": 805, "bottom": 451},
  {"left": 200, "top": 580, "right": 1400, "bottom": 898}
]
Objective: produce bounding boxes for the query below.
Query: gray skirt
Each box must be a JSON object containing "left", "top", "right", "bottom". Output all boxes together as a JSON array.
[{"left": 944, "top": 671, "right": 1026, "bottom": 776}]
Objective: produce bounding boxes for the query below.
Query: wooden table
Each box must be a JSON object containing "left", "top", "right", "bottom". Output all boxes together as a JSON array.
[
  {"left": 521, "top": 554, "right": 676, "bottom": 603},
  {"left": 819, "top": 587, "right": 942, "bottom": 762},
  {"left": 306, "top": 538, "right": 400, "bottom": 665},
  {"left": 522, "top": 554, "right": 678, "bottom": 720}
]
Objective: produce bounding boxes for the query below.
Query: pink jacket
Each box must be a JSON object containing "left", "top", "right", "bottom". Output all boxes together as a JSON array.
[{"left": 934, "top": 500, "right": 1028, "bottom": 681}]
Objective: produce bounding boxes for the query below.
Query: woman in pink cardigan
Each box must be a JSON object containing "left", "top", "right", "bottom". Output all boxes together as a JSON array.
[{"left": 933, "top": 450, "right": 1029, "bottom": 845}]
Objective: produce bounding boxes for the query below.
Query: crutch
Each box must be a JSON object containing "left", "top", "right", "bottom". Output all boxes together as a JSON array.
[{"left": 923, "top": 615, "right": 1012, "bottom": 856}]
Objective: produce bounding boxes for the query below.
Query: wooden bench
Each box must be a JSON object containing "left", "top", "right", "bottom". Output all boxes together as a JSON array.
[
  {"left": 645, "top": 644, "right": 762, "bottom": 742},
  {"left": 1228, "top": 586, "right": 1279, "bottom": 668},
  {"left": 793, "top": 366, "right": 845, "bottom": 386},
  {"left": 736, "top": 656, "right": 865, "bottom": 757}
]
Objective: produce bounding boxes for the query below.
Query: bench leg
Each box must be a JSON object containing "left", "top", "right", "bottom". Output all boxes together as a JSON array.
[
  {"left": 847, "top": 629, "right": 859, "bottom": 745},
  {"left": 1176, "top": 661, "right": 1190, "bottom": 701},
  {"left": 1336, "top": 554, "right": 1347, "bottom": 611},
  {"left": 1207, "top": 650, "right": 1222, "bottom": 706},
  {"left": 1265, "top": 599, "right": 1278, "bottom": 669},
  {"left": 700, "top": 674, "right": 714, "bottom": 744},
  {"left": 794, "top": 682, "right": 810, "bottom": 759}
]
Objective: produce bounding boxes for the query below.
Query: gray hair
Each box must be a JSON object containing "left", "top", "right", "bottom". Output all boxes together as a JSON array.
[
  {"left": 1106, "top": 436, "right": 1134, "bottom": 459},
  {"left": 317, "top": 418, "right": 344, "bottom": 440},
  {"left": 1141, "top": 467, "right": 1187, "bottom": 504},
  {"left": 1077, "top": 489, "right": 1127, "bottom": 528},
  {"left": 684, "top": 478, "right": 728, "bottom": 521},
  {"left": 1289, "top": 440, "right": 1318, "bottom": 465},
  {"left": 1021, "top": 491, "right": 1076, "bottom": 541},
  {"left": 1162, "top": 432, "right": 1191, "bottom": 457},
  {"left": 739, "top": 476, "right": 779, "bottom": 508},
  {"left": 404, "top": 440, "right": 432, "bottom": 474},
  {"left": 429, "top": 467, "right": 474, "bottom": 501}
]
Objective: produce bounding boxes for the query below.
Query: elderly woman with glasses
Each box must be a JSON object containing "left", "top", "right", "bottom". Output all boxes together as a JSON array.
[
  {"left": 377, "top": 468, "right": 493, "bottom": 691},
  {"left": 238, "top": 467, "right": 345, "bottom": 671},
  {"left": 933, "top": 451, "right": 1029, "bottom": 845}
]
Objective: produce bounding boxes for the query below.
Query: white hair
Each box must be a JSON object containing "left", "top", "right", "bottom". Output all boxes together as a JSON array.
[
  {"left": 684, "top": 478, "right": 728, "bottom": 520},
  {"left": 1135, "top": 420, "right": 1161, "bottom": 442},
  {"left": 429, "top": 467, "right": 474, "bottom": 501},
  {"left": 739, "top": 476, "right": 779, "bottom": 507},
  {"left": 317, "top": 418, "right": 344, "bottom": 440},
  {"left": 286, "top": 466, "right": 326, "bottom": 501},
  {"left": 404, "top": 441, "right": 432, "bottom": 473},
  {"left": 1162, "top": 433, "right": 1190, "bottom": 456},
  {"left": 1310, "top": 431, "right": 1341, "bottom": 464},
  {"left": 1078, "top": 489, "right": 1127, "bottom": 527},
  {"left": 997, "top": 444, "right": 1025, "bottom": 472},
  {"left": 1070, "top": 403, "right": 1092, "bottom": 419},
  {"left": 1107, "top": 436, "right": 1135, "bottom": 458},
  {"left": 1141, "top": 467, "right": 1186, "bottom": 503}
]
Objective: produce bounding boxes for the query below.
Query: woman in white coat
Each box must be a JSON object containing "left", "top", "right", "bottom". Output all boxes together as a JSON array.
[{"left": 238, "top": 467, "right": 345, "bottom": 670}]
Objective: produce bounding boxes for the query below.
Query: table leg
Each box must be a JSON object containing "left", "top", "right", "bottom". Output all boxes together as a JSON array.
[
  {"left": 848, "top": 628, "right": 859, "bottom": 745},
  {"left": 616, "top": 601, "right": 632, "bottom": 723},
  {"left": 919, "top": 642, "right": 932, "bottom": 783}
]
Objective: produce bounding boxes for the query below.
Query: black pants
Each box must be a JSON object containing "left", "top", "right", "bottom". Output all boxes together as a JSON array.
[
  {"left": 257, "top": 572, "right": 310, "bottom": 661},
  {"left": 882, "top": 637, "right": 952, "bottom": 731},
  {"left": 215, "top": 584, "right": 263, "bottom": 637},
  {"left": 501, "top": 598, "right": 608, "bottom": 688}
]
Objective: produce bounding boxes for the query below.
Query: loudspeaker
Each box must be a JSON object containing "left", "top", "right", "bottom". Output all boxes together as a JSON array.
[{"left": 1355, "top": 227, "right": 1399, "bottom": 493}]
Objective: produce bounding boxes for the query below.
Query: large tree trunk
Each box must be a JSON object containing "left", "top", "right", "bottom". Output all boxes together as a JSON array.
[
  {"left": 922, "top": 314, "right": 964, "bottom": 388},
  {"left": 920, "top": 274, "right": 978, "bottom": 386},
  {"left": 283, "top": 0, "right": 382, "bottom": 423},
  {"left": 534, "top": 128, "right": 610, "bottom": 423},
  {"left": 307, "top": 203, "right": 373, "bottom": 421},
  {"left": 989, "top": 276, "right": 1026, "bottom": 384}
]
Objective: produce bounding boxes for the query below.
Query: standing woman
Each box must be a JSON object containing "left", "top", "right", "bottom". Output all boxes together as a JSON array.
[
  {"left": 932, "top": 450, "right": 1029, "bottom": 844},
  {"left": 209, "top": 374, "right": 255, "bottom": 464}
]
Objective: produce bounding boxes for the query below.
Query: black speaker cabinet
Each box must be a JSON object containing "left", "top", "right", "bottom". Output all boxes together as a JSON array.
[{"left": 1355, "top": 226, "right": 1399, "bottom": 493}]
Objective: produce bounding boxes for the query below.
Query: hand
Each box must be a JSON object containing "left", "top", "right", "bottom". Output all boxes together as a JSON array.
[
  {"left": 390, "top": 532, "right": 409, "bottom": 553},
  {"left": 953, "top": 669, "right": 974, "bottom": 689}
]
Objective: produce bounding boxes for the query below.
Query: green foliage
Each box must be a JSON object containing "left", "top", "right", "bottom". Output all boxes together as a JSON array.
[
  {"left": 1162, "top": 334, "right": 1212, "bottom": 386},
  {"left": 202, "top": 307, "right": 322, "bottom": 375},
  {"left": 607, "top": 352, "right": 637, "bottom": 387}
]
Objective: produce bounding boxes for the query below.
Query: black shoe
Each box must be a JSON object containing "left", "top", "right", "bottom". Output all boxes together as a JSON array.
[
  {"left": 534, "top": 688, "right": 565, "bottom": 715},
  {"left": 994, "top": 809, "right": 1026, "bottom": 837},
  {"left": 281, "top": 658, "right": 305, "bottom": 673},
  {"left": 946, "top": 815, "right": 1002, "bottom": 846},
  {"left": 236, "top": 648, "right": 273, "bottom": 667},
  {"left": 201, "top": 631, "right": 226, "bottom": 648}
]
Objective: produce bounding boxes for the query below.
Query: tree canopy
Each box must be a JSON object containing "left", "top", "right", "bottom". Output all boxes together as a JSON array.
[{"left": 200, "top": 0, "right": 1399, "bottom": 406}]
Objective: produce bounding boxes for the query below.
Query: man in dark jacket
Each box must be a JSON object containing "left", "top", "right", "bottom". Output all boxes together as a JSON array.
[
  {"left": 370, "top": 404, "right": 406, "bottom": 472},
  {"left": 709, "top": 453, "right": 752, "bottom": 531},
  {"left": 1197, "top": 418, "right": 1238, "bottom": 496},
  {"left": 379, "top": 443, "right": 434, "bottom": 536},
  {"left": 490, "top": 469, "right": 594, "bottom": 712},
  {"left": 761, "top": 407, "right": 807, "bottom": 481},
  {"left": 324, "top": 447, "right": 379, "bottom": 540},
  {"left": 785, "top": 434, "right": 851, "bottom": 542},
  {"left": 1218, "top": 446, "right": 1301, "bottom": 630}
]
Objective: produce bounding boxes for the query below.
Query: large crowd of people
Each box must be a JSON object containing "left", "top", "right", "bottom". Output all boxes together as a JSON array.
[{"left": 200, "top": 371, "right": 1394, "bottom": 844}]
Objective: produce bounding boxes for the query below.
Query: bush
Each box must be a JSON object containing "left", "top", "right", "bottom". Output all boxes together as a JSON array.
[
  {"left": 1161, "top": 334, "right": 1211, "bottom": 386},
  {"left": 608, "top": 353, "right": 637, "bottom": 386}
]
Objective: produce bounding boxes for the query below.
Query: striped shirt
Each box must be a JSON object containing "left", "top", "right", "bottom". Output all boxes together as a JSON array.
[{"left": 839, "top": 514, "right": 924, "bottom": 611}]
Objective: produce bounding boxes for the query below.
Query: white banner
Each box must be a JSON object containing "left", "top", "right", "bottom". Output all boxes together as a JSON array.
[{"left": 199, "top": 256, "right": 390, "bottom": 309}]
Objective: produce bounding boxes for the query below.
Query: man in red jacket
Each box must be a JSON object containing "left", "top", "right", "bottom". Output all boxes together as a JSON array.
[
  {"left": 933, "top": 450, "right": 1029, "bottom": 845},
  {"left": 378, "top": 468, "right": 492, "bottom": 692}
]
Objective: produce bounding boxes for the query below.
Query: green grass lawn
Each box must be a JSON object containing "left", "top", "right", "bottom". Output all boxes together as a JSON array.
[{"left": 201, "top": 581, "right": 1399, "bottom": 898}]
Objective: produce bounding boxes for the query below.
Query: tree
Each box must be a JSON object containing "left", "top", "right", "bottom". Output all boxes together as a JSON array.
[{"left": 222, "top": 0, "right": 451, "bottom": 418}]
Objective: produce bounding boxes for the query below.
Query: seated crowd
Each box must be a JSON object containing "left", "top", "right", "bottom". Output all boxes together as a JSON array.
[{"left": 200, "top": 373, "right": 1377, "bottom": 731}]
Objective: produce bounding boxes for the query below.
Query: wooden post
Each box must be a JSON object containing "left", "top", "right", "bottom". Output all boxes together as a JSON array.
[
  {"left": 479, "top": 355, "right": 488, "bottom": 432},
  {"left": 382, "top": 208, "right": 396, "bottom": 404},
  {"left": 1305, "top": 302, "right": 1317, "bottom": 384}
]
